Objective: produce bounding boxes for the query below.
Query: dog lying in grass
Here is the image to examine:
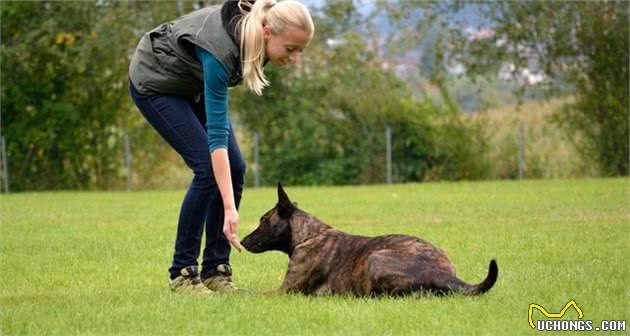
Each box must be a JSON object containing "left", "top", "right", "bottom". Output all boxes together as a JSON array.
[{"left": 241, "top": 184, "right": 498, "bottom": 297}]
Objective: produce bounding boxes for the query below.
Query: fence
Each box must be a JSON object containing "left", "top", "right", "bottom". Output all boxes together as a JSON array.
[
  {"left": 0, "top": 122, "right": 534, "bottom": 192},
  {"left": 118, "top": 126, "right": 396, "bottom": 189}
]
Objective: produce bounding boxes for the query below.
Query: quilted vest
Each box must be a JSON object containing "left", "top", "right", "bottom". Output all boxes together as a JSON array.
[{"left": 129, "top": 5, "right": 242, "bottom": 96}]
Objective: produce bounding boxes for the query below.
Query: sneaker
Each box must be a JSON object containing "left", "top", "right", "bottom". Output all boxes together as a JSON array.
[
  {"left": 201, "top": 264, "right": 239, "bottom": 293},
  {"left": 169, "top": 266, "right": 214, "bottom": 294}
]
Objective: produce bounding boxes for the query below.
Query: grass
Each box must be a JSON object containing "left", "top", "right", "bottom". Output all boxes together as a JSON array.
[{"left": 1, "top": 178, "right": 628, "bottom": 335}]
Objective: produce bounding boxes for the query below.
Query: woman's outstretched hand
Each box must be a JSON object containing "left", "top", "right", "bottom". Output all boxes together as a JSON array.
[{"left": 223, "top": 207, "right": 244, "bottom": 252}]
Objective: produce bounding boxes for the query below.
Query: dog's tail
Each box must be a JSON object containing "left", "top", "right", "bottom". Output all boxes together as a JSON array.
[{"left": 462, "top": 259, "right": 498, "bottom": 295}]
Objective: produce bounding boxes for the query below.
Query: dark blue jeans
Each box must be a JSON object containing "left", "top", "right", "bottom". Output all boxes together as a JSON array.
[{"left": 129, "top": 82, "right": 246, "bottom": 279}]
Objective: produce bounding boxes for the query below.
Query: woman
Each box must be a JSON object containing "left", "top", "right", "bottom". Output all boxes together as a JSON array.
[{"left": 128, "top": 0, "right": 314, "bottom": 293}]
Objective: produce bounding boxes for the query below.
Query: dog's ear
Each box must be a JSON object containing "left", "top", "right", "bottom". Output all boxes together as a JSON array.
[
  {"left": 277, "top": 182, "right": 291, "bottom": 204},
  {"left": 277, "top": 182, "right": 296, "bottom": 219}
]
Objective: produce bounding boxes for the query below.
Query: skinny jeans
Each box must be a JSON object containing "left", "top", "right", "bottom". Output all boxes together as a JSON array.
[{"left": 129, "top": 81, "right": 245, "bottom": 279}]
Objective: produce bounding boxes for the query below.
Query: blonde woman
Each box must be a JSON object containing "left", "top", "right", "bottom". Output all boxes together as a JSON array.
[{"left": 129, "top": 0, "right": 314, "bottom": 293}]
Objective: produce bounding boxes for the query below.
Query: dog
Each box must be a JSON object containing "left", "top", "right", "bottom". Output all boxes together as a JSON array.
[{"left": 241, "top": 184, "right": 498, "bottom": 297}]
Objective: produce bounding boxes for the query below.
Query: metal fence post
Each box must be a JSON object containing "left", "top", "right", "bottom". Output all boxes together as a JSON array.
[
  {"left": 518, "top": 122, "right": 525, "bottom": 180},
  {"left": 124, "top": 132, "right": 132, "bottom": 191},
  {"left": 385, "top": 125, "right": 392, "bottom": 184},
  {"left": 176, "top": 0, "right": 183, "bottom": 15},
  {"left": 1, "top": 136, "right": 8, "bottom": 193},
  {"left": 254, "top": 131, "right": 260, "bottom": 188}
]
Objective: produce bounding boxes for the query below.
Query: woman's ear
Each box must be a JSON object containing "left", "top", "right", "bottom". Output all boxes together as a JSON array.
[{"left": 262, "top": 25, "right": 272, "bottom": 41}]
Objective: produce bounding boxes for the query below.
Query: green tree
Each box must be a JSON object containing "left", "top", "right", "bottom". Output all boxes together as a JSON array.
[
  {"left": 2, "top": 2, "right": 101, "bottom": 190},
  {"left": 232, "top": 2, "right": 490, "bottom": 185},
  {"left": 0, "top": 1, "right": 190, "bottom": 190},
  {"left": 435, "top": 1, "right": 629, "bottom": 176},
  {"left": 1, "top": 0, "right": 491, "bottom": 190}
]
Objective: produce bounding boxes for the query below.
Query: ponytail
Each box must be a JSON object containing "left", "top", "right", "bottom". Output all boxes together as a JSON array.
[
  {"left": 238, "top": 0, "right": 314, "bottom": 95},
  {"left": 238, "top": 0, "right": 276, "bottom": 95}
]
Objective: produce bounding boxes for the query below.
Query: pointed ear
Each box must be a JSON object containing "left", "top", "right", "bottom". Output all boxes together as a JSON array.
[
  {"left": 277, "top": 183, "right": 296, "bottom": 219},
  {"left": 278, "top": 182, "right": 291, "bottom": 205}
]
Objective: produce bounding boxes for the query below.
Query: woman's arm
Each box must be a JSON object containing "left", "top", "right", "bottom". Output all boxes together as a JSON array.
[
  {"left": 196, "top": 47, "right": 243, "bottom": 252},
  {"left": 210, "top": 148, "right": 241, "bottom": 251}
]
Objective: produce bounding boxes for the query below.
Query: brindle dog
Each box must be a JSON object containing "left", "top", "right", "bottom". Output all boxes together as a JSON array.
[{"left": 241, "top": 184, "right": 498, "bottom": 297}]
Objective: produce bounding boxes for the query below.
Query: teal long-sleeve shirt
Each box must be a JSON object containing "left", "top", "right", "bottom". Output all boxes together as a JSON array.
[{"left": 195, "top": 47, "right": 229, "bottom": 153}]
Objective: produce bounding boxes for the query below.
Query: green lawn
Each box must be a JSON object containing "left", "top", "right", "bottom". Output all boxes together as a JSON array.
[{"left": 1, "top": 178, "right": 628, "bottom": 335}]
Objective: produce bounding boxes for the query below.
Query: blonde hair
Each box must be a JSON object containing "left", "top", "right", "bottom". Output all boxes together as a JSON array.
[{"left": 238, "top": 0, "right": 314, "bottom": 95}]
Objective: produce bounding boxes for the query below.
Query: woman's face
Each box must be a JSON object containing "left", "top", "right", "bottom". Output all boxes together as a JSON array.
[{"left": 263, "top": 25, "right": 311, "bottom": 67}]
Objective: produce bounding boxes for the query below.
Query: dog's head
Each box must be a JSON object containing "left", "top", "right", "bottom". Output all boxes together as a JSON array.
[{"left": 241, "top": 183, "right": 297, "bottom": 254}]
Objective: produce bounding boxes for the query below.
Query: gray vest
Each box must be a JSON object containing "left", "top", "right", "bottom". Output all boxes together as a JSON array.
[{"left": 129, "top": 6, "right": 242, "bottom": 96}]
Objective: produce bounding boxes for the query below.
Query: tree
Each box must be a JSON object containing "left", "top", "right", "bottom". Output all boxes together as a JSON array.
[
  {"left": 1, "top": 0, "right": 491, "bottom": 190},
  {"left": 434, "top": 1, "right": 629, "bottom": 176},
  {"left": 0, "top": 1, "right": 191, "bottom": 190},
  {"left": 231, "top": 1, "right": 490, "bottom": 185}
]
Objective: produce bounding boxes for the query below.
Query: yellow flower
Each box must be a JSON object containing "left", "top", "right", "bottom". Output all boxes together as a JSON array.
[
  {"left": 65, "top": 34, "right": 76, "bottom": 45},
  {"left": 55, "top": 32, "right": 65, "bottom": 45},
  {"left": 54, "top": 32, "right": 76, "bottom": 46}
]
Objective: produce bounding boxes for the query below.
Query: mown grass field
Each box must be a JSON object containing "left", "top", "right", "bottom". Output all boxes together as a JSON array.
[{"left": 1, "top": 178, "right": 628, "bottom": 335}]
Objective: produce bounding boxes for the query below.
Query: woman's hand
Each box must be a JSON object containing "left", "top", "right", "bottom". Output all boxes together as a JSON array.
[{"left": 223, "top": 206, "right": 244, "bottom": 252}]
